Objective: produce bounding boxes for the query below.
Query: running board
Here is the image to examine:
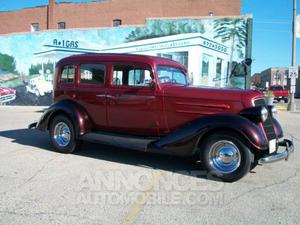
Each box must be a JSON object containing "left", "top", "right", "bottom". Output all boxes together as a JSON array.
[{"left": 80, "top": 132, "right": 159, "bottom": 151}]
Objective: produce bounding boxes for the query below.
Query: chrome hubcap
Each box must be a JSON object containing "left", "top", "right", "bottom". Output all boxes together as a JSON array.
[
  {"left": 209, "top": 140, "right": 241, "bottom": 174},
  {"left": 53, "top": 122, "right": 71, "bottom": 147}
]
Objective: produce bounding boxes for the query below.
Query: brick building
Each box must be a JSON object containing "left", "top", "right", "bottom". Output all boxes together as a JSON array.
[
  {"left": 0, "top": 0, "right": 241, "bottom": 35},
  {"left": 259, "top": 67, "right": 289, "bottom": 88},
  {"left": 252, "top": 67, "right": 300, "bottom": 96}
]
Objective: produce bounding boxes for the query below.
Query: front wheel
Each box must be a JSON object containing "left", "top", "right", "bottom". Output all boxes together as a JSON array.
[
  {"left": 200, "top": 132, "right": 253, "bottom": 182},
  {"left": 49, "top": 115, "right": 81, "bottom": 153}
]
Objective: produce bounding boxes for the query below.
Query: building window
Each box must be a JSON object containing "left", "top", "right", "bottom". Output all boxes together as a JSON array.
[
  {"left": 31, "top": 23, "right": 40, "bottom": 32},
  {"left": 58, "top": 22, "right": 66, "bottom": 29},
  {"left": 113, "top": 19, "right": 122, "bottom": 27}
]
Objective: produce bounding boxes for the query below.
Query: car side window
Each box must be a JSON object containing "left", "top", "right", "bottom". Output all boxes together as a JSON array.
[
  {"left": 61, "top": 65, "right": 75, "bottom": 84},
  {"left": 80, "top": 64, "right": 106, "bottom": 85},
  {"left": 113, "top": 64, "right": 152, "bottom": 87}
]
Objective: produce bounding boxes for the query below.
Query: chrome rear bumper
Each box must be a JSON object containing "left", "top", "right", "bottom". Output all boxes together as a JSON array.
[{"left": 259, "top": 139, "right": 294, "bottom": 164}]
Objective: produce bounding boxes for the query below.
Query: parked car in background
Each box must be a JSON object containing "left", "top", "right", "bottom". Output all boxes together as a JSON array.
[
  {"left": 269, "top": 85, "right": 290, "bottom": 103},
  {"left": 26, "top": 75, "right": 53, "bottom": 97},
  {"left": 30, "top": 54, "right": 294, "bottom": 182},
  {"left": 0, "top": 86, "right": 16, "bottom": 104}
]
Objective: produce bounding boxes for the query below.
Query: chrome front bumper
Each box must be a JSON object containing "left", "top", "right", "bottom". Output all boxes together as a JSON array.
[{"left": 259, "top": 139, "right": 294, "bottom": 164}]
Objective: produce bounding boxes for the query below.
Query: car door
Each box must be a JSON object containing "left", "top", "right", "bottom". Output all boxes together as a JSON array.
[
  {"left": 107, "top": 63, "right": 160, "bottom": 136},
  {"left": 75, "top": 63, "right": 107, "bottom": 129}
]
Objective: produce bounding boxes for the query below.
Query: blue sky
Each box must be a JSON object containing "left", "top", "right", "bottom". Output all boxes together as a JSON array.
[
  {"left": 242, "top": 0, "right": 300, "bottom": 73},
  {"left": 0, "top": 0, "right": 299, "bottom": 74}
]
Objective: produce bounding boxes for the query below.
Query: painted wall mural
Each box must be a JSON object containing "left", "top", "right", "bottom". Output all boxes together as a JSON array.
[{"left": 0, "top": 16, "right": 251, "bottom": 105}]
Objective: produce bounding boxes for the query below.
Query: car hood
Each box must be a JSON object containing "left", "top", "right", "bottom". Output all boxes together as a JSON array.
[{"left": 162, "top": 85, "right": 264, "bottom": 109}]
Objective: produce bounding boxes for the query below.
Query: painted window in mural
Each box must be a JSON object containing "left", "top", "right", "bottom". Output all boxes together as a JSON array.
[
  {"left": 202, "top": 54, "right": 211, "bottom": 77},
  {"left": 61, "top": 65, "right": 75, "bottom": 84},
  {"left": 158, "top": 52, "right": 188, "bottom": 68},
  {"left": 80, "top": 64, "right": 106, "bottom": 84},
  {"left": 113, "top": 65, "right": 152, "bottom": 87},
  {"left": 215, "top": 58, "right": 223, "bottom": 80},
  {"left": 157, "top": 66, "right": 187, "bottom": 85}
]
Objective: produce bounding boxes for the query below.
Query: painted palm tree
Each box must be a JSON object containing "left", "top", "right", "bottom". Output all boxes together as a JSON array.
[
  {"left": 126, "top": 20, "right": 205, "bottom": 42},
  {"left": 213, "top": 19, "right": 247, "bottom": 83}
]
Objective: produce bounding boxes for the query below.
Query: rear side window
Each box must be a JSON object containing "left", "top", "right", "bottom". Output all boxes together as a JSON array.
[
  {"left": 80, "top": 64, "right": 106, "bottom": 85},
  {"left": 61, "top": 65, "right": 75, "bottom": 84}
]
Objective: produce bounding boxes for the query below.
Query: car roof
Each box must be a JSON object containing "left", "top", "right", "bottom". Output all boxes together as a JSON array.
[{"left": 56, "top": 53, "right": 186, "bottom": 70}]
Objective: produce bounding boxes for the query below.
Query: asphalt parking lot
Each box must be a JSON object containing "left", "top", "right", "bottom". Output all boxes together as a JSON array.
[{"left": 0, "top": 105, "right": 299, "bottom": 225}]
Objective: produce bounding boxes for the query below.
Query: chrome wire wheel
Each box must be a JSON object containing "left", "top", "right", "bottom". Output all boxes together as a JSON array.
[
  {"left": 53, "top": 122, "right": 71, "bottom": 147},
  {"left": 208, "top": 140, "right": 241, "bottom": 174}
]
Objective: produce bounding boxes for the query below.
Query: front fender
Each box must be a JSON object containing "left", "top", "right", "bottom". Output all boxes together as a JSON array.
[
  {"left": 36, "top": 100, "right": 92, "bottom": 136},
  {"left": 148, "top": 114, "right": 269, "bottom": 156}
]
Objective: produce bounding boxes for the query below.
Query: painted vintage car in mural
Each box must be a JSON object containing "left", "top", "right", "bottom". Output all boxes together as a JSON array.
[
  {"left": 30, "top": 54, "right": 294, "bottom": 182},
  {"left": 0, "top": 86, "right": 16, "bottom": 104},
  {"left": 25, "top": 75, "right": 53, "bottom": 97}
]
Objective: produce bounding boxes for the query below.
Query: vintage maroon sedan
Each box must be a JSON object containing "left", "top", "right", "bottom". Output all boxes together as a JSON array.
[{"left": 30, "top": 54, "right": 294, "bottom": 182}]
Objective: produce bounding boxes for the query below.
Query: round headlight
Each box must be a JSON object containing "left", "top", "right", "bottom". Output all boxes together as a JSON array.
[{"left": 261, "top": 107, "right": 268, "bottom": 122}]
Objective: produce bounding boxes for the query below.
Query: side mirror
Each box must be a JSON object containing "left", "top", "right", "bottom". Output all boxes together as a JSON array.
[{"left": 231, "top": 58, "right": 252, "bottom": 77}]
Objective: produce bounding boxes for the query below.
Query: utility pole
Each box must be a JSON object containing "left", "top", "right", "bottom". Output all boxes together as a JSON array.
[{"left": 287, "top": 0, "right": 297, "bottom": 111}]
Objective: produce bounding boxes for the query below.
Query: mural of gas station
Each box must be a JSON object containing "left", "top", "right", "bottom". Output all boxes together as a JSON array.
[{"left": 0, "top": 17, "right": 251, "bottom": 105}]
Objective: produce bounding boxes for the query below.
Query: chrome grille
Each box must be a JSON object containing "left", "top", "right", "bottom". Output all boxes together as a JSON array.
[{"left": 254, "top": 98, "right": 277, "bottom": 140}]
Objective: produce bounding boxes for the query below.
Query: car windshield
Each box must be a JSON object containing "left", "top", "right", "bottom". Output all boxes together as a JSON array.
[{"left": 157, "top": 66, "right": 187, "bottom": 85}]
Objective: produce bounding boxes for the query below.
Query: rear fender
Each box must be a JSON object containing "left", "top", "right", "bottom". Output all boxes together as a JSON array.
[
  {"left": 36, "top": 100, "right": 92, "bottom": 136},
  {"left": 148, "top": 114, "right": 269, "bottom": 156}
]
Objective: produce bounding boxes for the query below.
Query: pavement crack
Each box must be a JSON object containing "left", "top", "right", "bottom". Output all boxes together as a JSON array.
[
  {"left": 0, "top": 155, "right": 61, "bottom": 195},
  {"left": 225, "top": 167, "right": 300, "bottom": 206},
  {"left": 0, "top": 210, "right": 96, "bottom": 221},
  {"left": 21, "top": 155, "right": 60, "bottom": 186}
]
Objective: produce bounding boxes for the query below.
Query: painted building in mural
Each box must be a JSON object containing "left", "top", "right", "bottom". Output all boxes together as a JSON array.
[
  {"left": 0, "top": 16, "right": 251, "bottom": 105},
  {"left": 97, "top": 33, "right": 231, "bottom": 87}
]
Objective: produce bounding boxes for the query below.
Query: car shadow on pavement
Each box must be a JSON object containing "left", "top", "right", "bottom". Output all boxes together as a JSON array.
[{"left": 0, "top": 128, "right": 208, "bottom": 179}]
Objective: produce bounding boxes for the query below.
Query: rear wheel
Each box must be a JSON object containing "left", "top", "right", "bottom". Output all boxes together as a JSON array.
[
  {"left": 200, "top": 132, "right": 253, "bottom": 182},
  {"left": 49, "top": 115, "right": 81, "bottom": 153}
]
